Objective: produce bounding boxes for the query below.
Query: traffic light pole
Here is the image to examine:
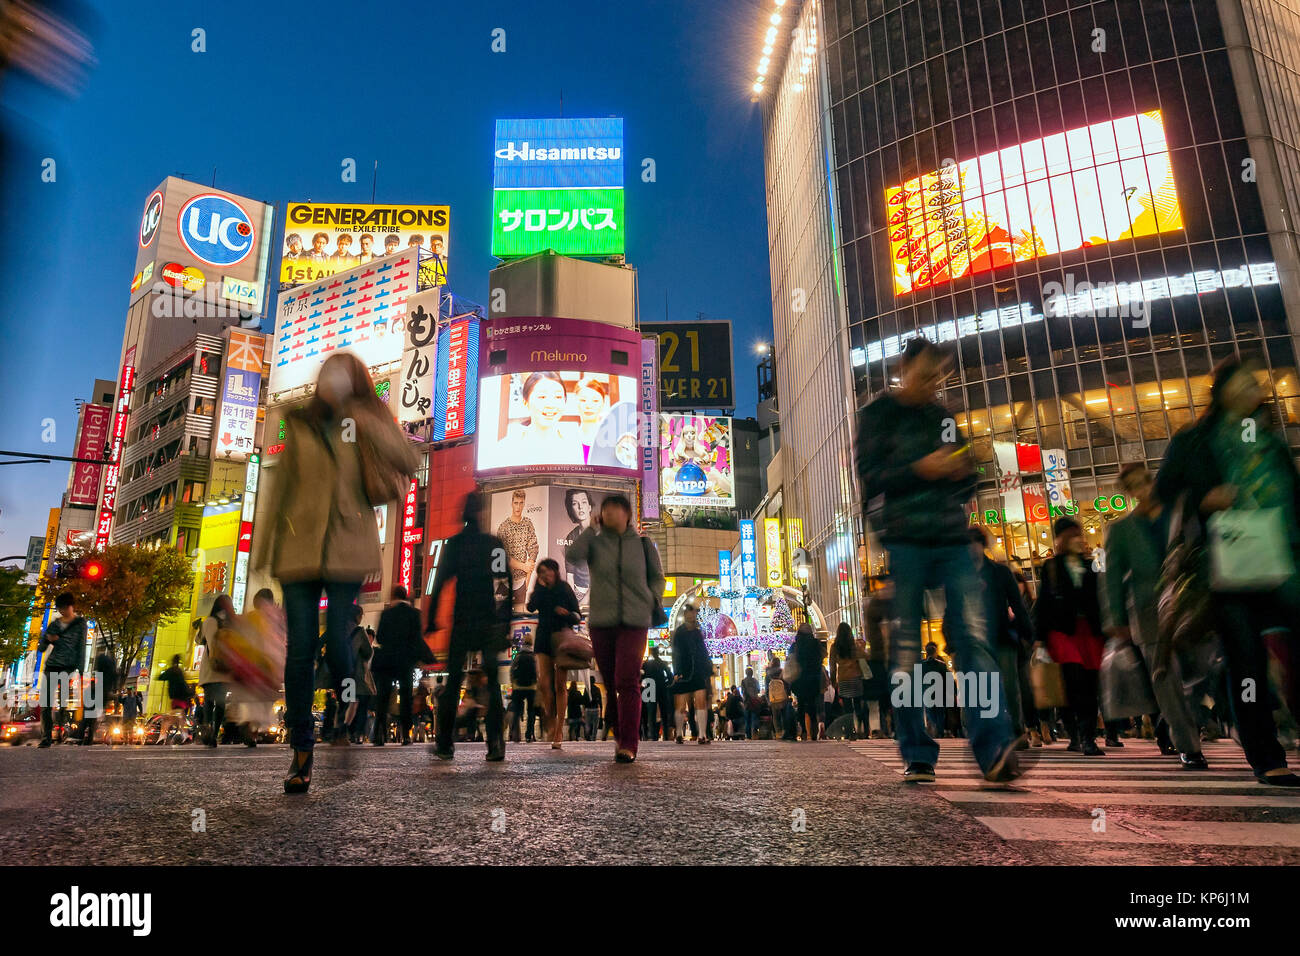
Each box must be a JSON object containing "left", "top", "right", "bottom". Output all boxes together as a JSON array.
[{"left": 0, "top": 449, "right": 111, "bottom": 465}]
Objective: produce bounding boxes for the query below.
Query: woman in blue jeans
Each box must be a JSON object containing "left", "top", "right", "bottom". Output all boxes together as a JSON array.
[{"left": 253, "top": 353, "right": 418, "bottom": 793}]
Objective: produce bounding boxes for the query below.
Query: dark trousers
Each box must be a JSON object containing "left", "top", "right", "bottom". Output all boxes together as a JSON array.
[
  {"left": 373, "top": 667, "right": 414, "bottom": 743},
  {"left": 590, "top": 626, "right": 649, "bottom": 755},
  {"left": 510, "top": 690, "right": 537, "bottom": 741},
  {"left": 40, "top": 670, "right": 77, "bottom": 742},
  {"left": 1216, "top": 593, "right": 1292, "bottom": 774},
  {"left": 202, "top": 682, "right": 227, "bottom": 740},
  {"left": 348, "top": 694, "right": 371, "bottom": 740},
  {"left": 283, "top": 579, "right": 360, "bottom": 752},
  {"left": 436, "top": 639, "right": 504, "bottom": 752},
  {"left": 1061, "top": 662, "right": 1099, "bottom": 744}
]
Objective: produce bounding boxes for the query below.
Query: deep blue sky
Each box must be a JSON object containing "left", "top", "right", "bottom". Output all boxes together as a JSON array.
[{"left": 0, "top": 0, "right": 773, "bottom": 554}]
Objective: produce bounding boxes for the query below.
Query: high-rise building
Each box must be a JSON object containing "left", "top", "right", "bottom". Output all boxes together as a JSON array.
[{"left": 755, "top": 0, "right": 1300, "bottom": 624}]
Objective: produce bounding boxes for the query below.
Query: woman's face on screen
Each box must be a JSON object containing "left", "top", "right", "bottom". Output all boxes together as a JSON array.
[{"left": 526, "top": 378, "right": 566, "bottom": 426}]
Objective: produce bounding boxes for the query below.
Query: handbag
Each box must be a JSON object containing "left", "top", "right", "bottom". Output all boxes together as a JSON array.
[
  {"left": 783, "top": 652, "right": 801, "bottom": 684},
  {"left": 553, "top": 627, "right": 593, "bottom": 669},
  {"left": 354, "top": 413, "right": 413, "bottom": 506},
  {"left": 1029, "top": 649, "right": 1067, "bottom": 709},
  {"left": 641, "top": 537, "right": 668, "bottom": 627},
  {"left": 1099, "top": 638, "right": 1157, "bottom": 719},
  {"left": 1155, "top": 493, "right": 1214, "bottom": 682},
  {"left": 1207, "top": 507, "right": 1295, "bottom": 592}
]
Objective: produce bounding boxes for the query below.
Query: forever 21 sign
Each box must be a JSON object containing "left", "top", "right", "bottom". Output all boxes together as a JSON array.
[{"left": 641, "top": 319, "right": 734, "bottom": 411}]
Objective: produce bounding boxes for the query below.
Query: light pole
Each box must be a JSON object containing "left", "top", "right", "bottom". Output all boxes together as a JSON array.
[{"left": 795, "top": 565, "right": 811, "bottom": 628}]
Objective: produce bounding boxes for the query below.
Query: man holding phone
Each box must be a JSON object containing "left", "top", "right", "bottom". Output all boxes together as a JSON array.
[{"left": 855, "top": 338, "right": 1020, "bottom": 785}]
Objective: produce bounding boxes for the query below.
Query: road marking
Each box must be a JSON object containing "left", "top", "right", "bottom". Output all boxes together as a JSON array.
[
  {"left": 937, "top": 790, "right": 1300, "bottom": 807},
  {"left": 977, "top": 817, "right": 1300, "bottom": 846}
]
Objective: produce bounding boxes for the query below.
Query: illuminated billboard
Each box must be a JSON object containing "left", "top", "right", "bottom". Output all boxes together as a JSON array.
[
  {"left": 659, "top": 414, "right": 734, "bottom": 508},
  {"left": 492, "top": 117, "right": 624, "bottom": 258},
  {"left": 215, "top": 330, "right": 265, "bottom": 461},
  {"left": 432, "top": 316, "right": 479, "bottom": 441},
  {"left": 69, "top": 402, "right": 110, "bottom": 506},
  {"left": 267, "top": 251, "right": 419, "bottom": 396},
  {"left": 131, "top": 177, "right": 275, "bottom": 313},
  {"left": 886, "top": 110, "right": 1183, "bottom": 295},
  {"left": 279, "top": 202, "right": 449, "bottom": 289},
  {"left": 475, "top": 317, "right": 642, "bottom": 477}
]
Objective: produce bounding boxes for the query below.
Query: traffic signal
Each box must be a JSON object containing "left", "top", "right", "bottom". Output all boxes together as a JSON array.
[{"left": 82, "top": 559, "right": 104, "bottom": 580}]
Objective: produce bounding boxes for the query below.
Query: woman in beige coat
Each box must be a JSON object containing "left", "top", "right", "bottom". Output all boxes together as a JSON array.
[{"left": 254, "top": 352, "right": 418, "bottom": 793}]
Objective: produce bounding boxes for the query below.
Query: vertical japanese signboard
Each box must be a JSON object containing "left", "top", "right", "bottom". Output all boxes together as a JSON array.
[
  {"left": 433, "top": 316, "right": 478, "bottom": 441},
  {"left": 399, "top": 480, "right": 421, "bottom": 594},
  {"left": 96, "top": 347, "right": 136, "bottom": 549},
  {"left": 399, "top": 289, "right": 440, "bottom": 424},
  {"left": 739, "top": 520, "right": 758, "bottom": 587},
  {"left": 69, "top": 403, "right": 111, "bottom": 506},
  {"left": 231, "top": 453, "right": 260, "bottom": 612},
  {"left": 215, "top": 329, "right": 265, "bottom": 461},
  {"left": 764, "top": 518, "right": 783, "bottom": 587},
  {"left": 718, "top": 550, "right": 732, "bottom": 618},
  {"left": 640, "top": 336, "right": 660, "bottom": 520}
]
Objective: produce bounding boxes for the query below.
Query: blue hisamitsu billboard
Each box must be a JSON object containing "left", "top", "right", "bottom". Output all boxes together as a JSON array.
[{"left": 493, "top": 118, "right": 624, "bottom": 190}]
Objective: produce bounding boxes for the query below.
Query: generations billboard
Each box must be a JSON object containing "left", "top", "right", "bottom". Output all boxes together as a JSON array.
[
  {"left": 659, "top": 414, "right": 734, "bottom": 508},
  {"left": 491, "top": 117, "right": 624, "bottom": 258},
  {"left": 279, "top": 202, "right": 449, "bottom": 289},
  {"left": 267, "top": 250, "right": 419, "bottom": 395},
  {"left": 641, "top": 320, "right": 734, "bottom": 410},
  {"left": 488, "top": 483, "right": 605, "bottom": 611},
  {"left": 214, "top": 330, "right": 265, "bottom": 461},
  {"left": 475, "top": 317, "right": 642, "bottom": 477},
  {"left": 131, "top": 177, "right": 275, "bottom": 314},
  {"left": 886, "top": 110, "right": 1183, "bottom": 295}
]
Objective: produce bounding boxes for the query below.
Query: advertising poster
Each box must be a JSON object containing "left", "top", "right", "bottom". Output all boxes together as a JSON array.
[
  {"left": 268, "top": 251, "right": 419, "bottom": 395},
  {"left": 476, "top": 318, "right": 643, "bottom": 477},
  {"left": 639, "top": 336, "right": 659, "bottom": 520},
  {"left": 547, "top": 484, "right": 601, "bottom": 609},
  {"left": 641, "top": 320, "right": 734, "bottom": 411},
  {"left": 69, "top": 402, "right": 110, "bottom": 506},
  {"left": 491, "top": 117, "right": 624, "bottom": 258},
  {"left": 215, "top": 330, "right": 265, "bottom": 461},
  {"left": 659, "top": 414, "right": 733, "bottom": 508},
  {"left": 279, "top": 202, "right": 449, "bottom": 289},
  {"left": 398, "top": 288, "right": 440, "bottom": 424},
  {"left": 432, "top": 316, "right": 479, "bottom": 442},
  {"left": 886, "top": 110, "right": 1183, "bottom": 295},
  {"left": 490, "top": 486, "right": 547, "bottom": 611},
  {"left": 764, "top": 518, "right": 783, "bottom": 587}
]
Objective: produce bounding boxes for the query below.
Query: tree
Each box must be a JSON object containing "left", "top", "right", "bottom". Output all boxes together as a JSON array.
[
  {"left": 39, "top": 544, "right": 194, "bottom": 679},
  {"left": 0, "top": 566, "right": 36, "bottom": 668},
  {"left": 770, "top": 596, "right": 796, "bottom": 633}
]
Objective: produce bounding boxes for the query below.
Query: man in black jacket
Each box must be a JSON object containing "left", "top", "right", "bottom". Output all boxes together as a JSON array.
[
  {"left": 38, "top": 592, "right": 86, "bottom": 747},
  {"left": 372, "top": 586, "right": 426, "bottom": 745},
  {"left": 855, "top": 338, "right": 1019, "bottom": 784}
]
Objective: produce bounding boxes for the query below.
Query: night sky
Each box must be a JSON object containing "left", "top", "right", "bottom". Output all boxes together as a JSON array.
[{"left": 0, "top": 0, "right": 774, "bottom": 553}]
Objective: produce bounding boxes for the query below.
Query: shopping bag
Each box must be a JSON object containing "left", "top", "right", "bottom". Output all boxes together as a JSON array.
[
  {"left": 1029, "top": 656, "right": 1066, "bottom": 709},
  {"left": 1208, "top": 508, "right": 1295, "bottom": 591},
  {"left": 1100, "top": 638, "right": 1157, "bottom": 720},
  {"left": 218, "top": 607, "right": 286, "bottom": 698},
  {"left": 553, "top": 627, "right": 593, "bottom": 670}
]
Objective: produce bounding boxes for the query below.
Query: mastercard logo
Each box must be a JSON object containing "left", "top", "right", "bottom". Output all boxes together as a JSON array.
[{"left": 161, "top": 262, "right": 205, "bottom": 292}]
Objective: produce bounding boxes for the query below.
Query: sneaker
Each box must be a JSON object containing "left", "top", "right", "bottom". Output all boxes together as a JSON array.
[
  {"left": 902, "top": 762, "right": 935, "bottom": 783},
  {"left": 984, "top": 737, "right": 1024, "bottom": 784},
  {"left": 1180, "top": 752, "right": 1209, "bottom": 770},
  {"left": 1256, "top": 769, "right": 1300, "bottom": 787}
]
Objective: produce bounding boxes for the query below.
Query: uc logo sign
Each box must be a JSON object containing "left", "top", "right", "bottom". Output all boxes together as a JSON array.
[
  {"left": 139, "top": 191, "right": 163, "bottom": 248},
  {"left": 177, "top": 193, "right": 256, "bottom": 267}
]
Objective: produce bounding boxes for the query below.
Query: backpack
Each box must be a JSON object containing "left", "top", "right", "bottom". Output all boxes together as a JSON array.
[
  {"left": 769, "top": 677, "right": 787, "bottom": 705},
  {"left": 510, "top": 649, "right": 538, "bottom": 687}
]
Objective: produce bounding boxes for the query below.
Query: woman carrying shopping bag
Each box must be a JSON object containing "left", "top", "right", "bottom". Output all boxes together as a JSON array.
[{"left": 1156, "top": 356, "right": 1300, "bottom": 786}]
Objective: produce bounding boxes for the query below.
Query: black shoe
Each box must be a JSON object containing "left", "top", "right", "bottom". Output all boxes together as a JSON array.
[
  {"left": 1066, "top": 740, "right": 1081, "bottom": 753},
  {"left": 372, "top": 740, "right": 385, "bottom": 746},
  {"left": 38, "top": 740, "right": 51, "bottom": 748},
  {"left": 1081, "top": 739, "right": 1105, "bottom": 756},
  {"left": 486, "top": 745, "right": 505, "bottom": 762},
  {"left": 1158, "top": 743, "right": 1179, "bottom": 756},
  {"left": 433, "top": 746, "right": 454, "bottom": 760},
  {"left": 614, "top": 749, "right": 635, "bottom": 763},
  {"left": 1180, "top": 752, "right": 1209, "bottom": 770},
  {"left": 985, "top": 737, "right": 1024, "bottom": 784},
  {"left": 283, "top": 749, "right": 314, "bottom": 794},
  {"left": 903, "top": 762, "right": 935, "bottom": 783},
  {"left": 1256, "top": 770, "right": 1300, "bottom": 787},
  {"left": 1105, "top": 736, "right": 1123, "bottom": 748}
]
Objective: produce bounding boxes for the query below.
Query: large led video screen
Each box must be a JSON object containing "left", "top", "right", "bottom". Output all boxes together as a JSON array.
[
  {"left": 886, "top": 110, "right": 1183, "bottom": 295},
  {"left": 475, "top": 318, "right": 644, "bottom": 478}
]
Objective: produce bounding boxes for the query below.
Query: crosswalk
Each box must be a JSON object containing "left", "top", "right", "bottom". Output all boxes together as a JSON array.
[{"left": 848, "top": 738, "right": 1300, "bottom": 847}]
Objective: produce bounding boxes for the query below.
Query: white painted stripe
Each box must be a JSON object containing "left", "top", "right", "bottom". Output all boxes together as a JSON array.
[
  {"left": 938, "top": 790, "right": 1300, "bottom": 807},
  {"left": 978, "top": 817, "right": 1300, "bottom": 846},
  {"left": 936, "top": 779, "right": 1275, "bottom": 790}
]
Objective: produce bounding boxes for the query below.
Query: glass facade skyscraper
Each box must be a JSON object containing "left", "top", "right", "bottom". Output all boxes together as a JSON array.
[{"left": 759, "top": 0, "right": 1300, "bottom": 613}]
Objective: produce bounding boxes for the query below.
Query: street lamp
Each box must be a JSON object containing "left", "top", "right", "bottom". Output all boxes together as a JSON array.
[{"left": 795, "top": 565, "right": 811, "bottom": 628}]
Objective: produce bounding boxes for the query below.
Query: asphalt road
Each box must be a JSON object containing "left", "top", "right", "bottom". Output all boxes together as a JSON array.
[{"left": 2, "top": 738, "right": 1297, "bottom": 865}]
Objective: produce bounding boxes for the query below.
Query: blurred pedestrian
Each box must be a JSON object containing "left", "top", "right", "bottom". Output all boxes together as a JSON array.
[
  {"left": 525, "top": 557, "right": 581, "bottom": 750},
  {"left": 584, "top": 676, "right": 602, "bottom": 741},
  {"left": 855, "top": 337, "right": 1019, "bottom": 783},
  {"left": 829, "top": 622, "right": 870, "bottom": 740},
  {"left": 508, "top": 641, "right": 539, "bottom": 743},
  {"left": 156, "top": 654, "right": 192, "bottom": 741},
  {"left": 80, "top": 648, "right": 117, "bottom": 746},
  {"left": 1035, "top": 517, "right": 1106, "bottom": 756},
  {"left": 645, "top": 646, "right": 674, "bottom": 739},
  {"left": 565, "top": 493, "right": 665, "bottom": 763},
  {"left": 1156, "top": 356, "right": 1300, "bottom": 786},
  {"left": 341, "top": 604, "right": 375, "bottom": 743},
  {"left": 740, "top": 667, "right": 762, "bottom": 739},
  {"left": 373, "top": 586, "right": 428, "bottom": 746},
  {"left": 427, "top": 491, "right": 513, "bottom": 761},
  {"left": 37, "top": 592, "right": 84, "bottom": 747},
  {"left": 671, "top": 603, "right": 712, "bottom": 744},
  {"left": 196, "top": 595, "right": 235, "bottom": 747},
  {"left": 252, "top": 351, "right": 419, "bottom": 793},
  {"left": 788, "top": 623, "right": 825, "bottom": 741}
]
